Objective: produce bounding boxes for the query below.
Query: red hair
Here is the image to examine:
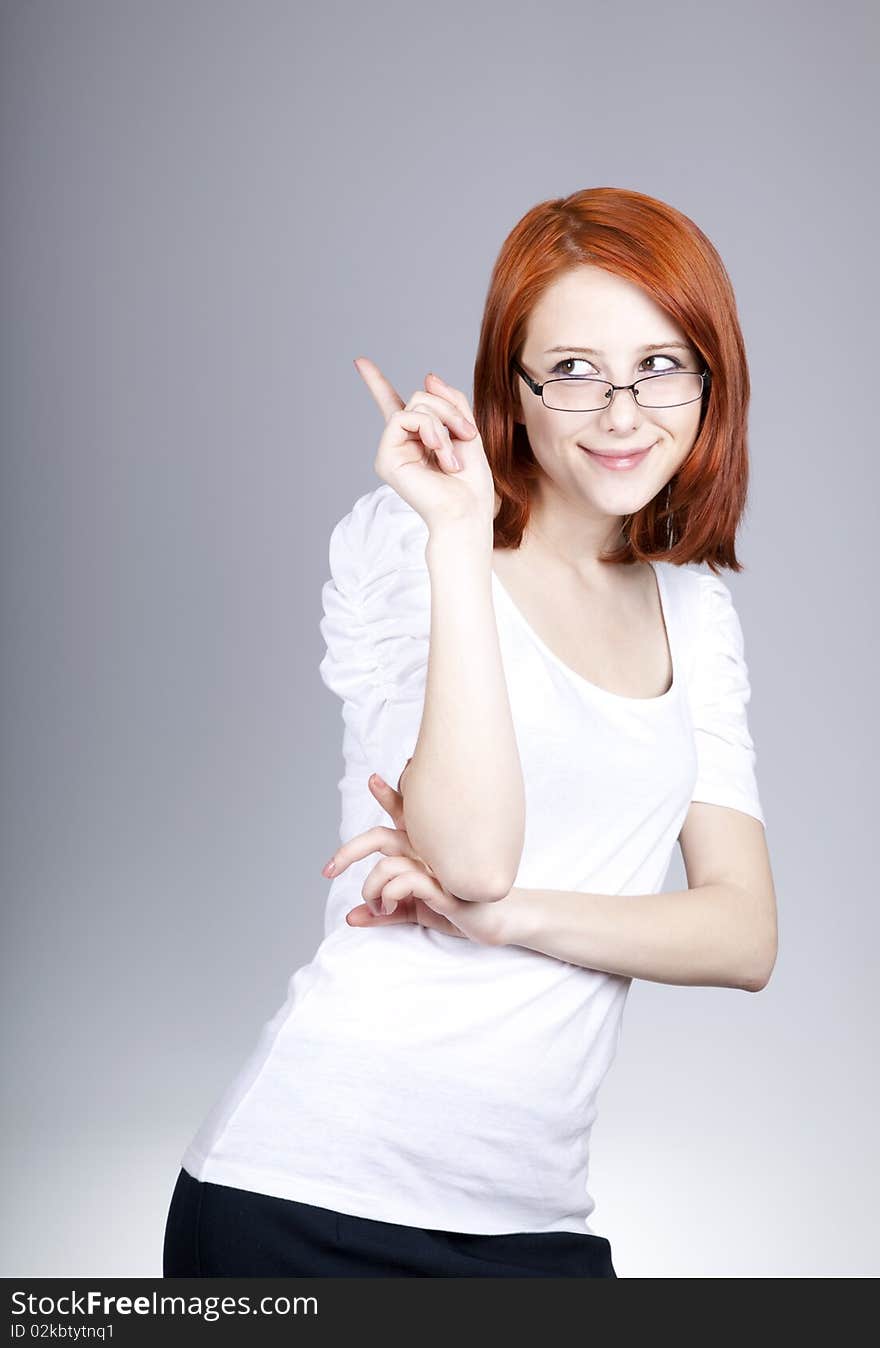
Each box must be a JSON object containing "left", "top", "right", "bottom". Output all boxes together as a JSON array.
[{"left": 473, "top": 187, "right": 753, "bottom": 574}]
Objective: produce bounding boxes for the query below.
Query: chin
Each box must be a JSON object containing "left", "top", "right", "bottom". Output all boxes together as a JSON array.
[{"left": 586, "top": 477, "right": 659, "bottom": 505}]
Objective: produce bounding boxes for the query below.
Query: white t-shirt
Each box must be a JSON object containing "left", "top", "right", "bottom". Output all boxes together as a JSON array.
[{"left": 181, "top": 482, "right": 766, "bottom": 1236}]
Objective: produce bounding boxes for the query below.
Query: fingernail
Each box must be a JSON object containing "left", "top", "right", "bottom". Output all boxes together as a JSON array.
[
  {"left": 322, "top": 858, "right": 336, "bottom": 876},
  {"left": 371, "top": 773, "right": 387, "bottom": 788}
]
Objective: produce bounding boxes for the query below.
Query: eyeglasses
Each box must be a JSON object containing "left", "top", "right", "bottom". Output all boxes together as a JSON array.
[{"left": 512, "top": 358, "right": 711, "bottom": 412}]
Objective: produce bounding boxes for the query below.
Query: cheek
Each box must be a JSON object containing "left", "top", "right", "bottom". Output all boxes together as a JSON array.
[
  {"left": 654, "top": 442, "right": 693, "bottom": 480},
  {"left": 522, "top": 407, "right": 559, "bottom": 452},
  {"left": 682, "top": 403, "right": 703, "bottom": 437},
  {"left": 659, "top": 406, "right": 702, "bottom": 452}
]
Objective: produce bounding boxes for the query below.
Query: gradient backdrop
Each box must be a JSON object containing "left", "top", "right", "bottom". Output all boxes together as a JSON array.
[{"left": 2, "top": 0, "right": 877, "bottom": 1277}]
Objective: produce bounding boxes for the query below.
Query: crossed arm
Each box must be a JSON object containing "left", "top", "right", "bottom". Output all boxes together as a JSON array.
[{"left": 397, "top": 758, "right": 777, "bottom": 993}]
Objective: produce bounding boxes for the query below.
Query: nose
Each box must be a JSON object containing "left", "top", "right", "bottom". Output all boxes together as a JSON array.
[{"left": 596, "top": 384, "right": 650, "bottom": 435}]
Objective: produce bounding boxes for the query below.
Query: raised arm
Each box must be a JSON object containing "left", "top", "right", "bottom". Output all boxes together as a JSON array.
[
  {"left": 355, "top": 361, "right": 525, "bottom": 902},
  {"left": 402, "top": 513, "right": 525, "bottom": 902}
]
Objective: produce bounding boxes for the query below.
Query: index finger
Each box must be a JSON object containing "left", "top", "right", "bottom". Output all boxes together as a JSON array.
[
  {"left": 322, "top": 824, "right": 411, "bottom": 877},
  {"left": 425, "top": 372, "right": 476, "bottom": 426},
  {"left": 353, "top": 356, "right": 406, "bottom": 422}
]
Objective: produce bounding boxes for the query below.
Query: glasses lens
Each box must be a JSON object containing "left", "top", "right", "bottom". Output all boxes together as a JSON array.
[
  {"left": 543, "top": 377, "right": 613, "bottom": 411},
  {"left": 634, "top": 372, "right": 704, "bottom": 408},
  {"left": 542, "top": 371, "right": 704, "bottom": 411}
]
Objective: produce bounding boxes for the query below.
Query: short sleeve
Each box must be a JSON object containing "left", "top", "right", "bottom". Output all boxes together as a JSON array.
[
  {"left": 686, "top": 572, "right": 767, "bottom": 826},
  {"left": 318, "top": 483, "right": 431, "bottom": 794}
]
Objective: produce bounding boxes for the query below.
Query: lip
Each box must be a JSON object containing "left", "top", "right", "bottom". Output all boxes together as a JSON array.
[{"left": 580, "top": 442, "right": 655, "bottom": 469}]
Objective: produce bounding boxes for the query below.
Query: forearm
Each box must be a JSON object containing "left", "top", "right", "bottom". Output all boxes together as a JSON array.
[
  {"left": 499, "top": 882, "right": 774, "bottom": 991},
  {"left": 402, "top": 519, "right": 525, "bottom": 902}
]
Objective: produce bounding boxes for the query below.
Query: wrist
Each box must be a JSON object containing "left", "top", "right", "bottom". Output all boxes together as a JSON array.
[{"left": 427, "top": 515, "right": 494, "bottom": 556}]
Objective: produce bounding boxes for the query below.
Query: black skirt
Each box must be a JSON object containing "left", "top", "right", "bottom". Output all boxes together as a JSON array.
[{"left": 163, "top": 1167, "right": 617, "bottom": 1278}]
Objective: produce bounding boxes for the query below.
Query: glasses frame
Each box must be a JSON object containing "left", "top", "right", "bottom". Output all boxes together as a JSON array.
[{"left": 511, "top": 358, "right": 711, "bottom": 412}]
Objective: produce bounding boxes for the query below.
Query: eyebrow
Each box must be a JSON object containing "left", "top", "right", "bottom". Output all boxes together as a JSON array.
[{"left": 544, "top": 341, "right": 693, "bottom": 356}]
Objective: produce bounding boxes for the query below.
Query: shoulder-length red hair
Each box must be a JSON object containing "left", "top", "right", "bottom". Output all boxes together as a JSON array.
[{"left": 473, "top": 187, "right": 753, "bottom": 574}]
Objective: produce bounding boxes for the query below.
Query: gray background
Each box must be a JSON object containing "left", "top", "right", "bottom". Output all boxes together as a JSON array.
[{"left": 2, "top": 0, "right": 877, "bottom": 1278}]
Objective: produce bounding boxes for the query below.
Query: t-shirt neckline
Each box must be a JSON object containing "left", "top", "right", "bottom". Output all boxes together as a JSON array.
[{"left": 490, "top": 560, "right": 679, "bottom": 708}]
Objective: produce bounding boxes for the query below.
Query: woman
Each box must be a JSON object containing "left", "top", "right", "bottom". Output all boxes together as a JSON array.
[{"left": 163, "top": 186, "right": 777, "bottom": 1278}]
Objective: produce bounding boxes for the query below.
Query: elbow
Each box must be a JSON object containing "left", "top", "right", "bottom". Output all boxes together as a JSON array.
[
  {"left": 432, "top": 865, "right": 516, "bottom": 905},
  {"left": 423, "top": 846, "right": 519, "bottom": 902},
  {"left": 737, "top": 901, "right": 778, "bottom": 992},
  {"left": 404, "top": 826, "right": 517, "bottom": 902},
  {"left": 473, "top": 872, "right": 518, "bottom": 904},
  {"left": 441, "top": 846, "right": 522, "bottom": 903},
  {"left": 741, "top": 945, "right": 778, "bottom": 993},
  {"left": 403, "top": 793, "right": 523, "bottom": 902}
]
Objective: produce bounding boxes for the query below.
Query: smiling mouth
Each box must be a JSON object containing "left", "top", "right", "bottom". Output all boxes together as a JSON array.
[
  {"left": 578, "top": 443, "right": 657, "bottom": 472},
  {"left": 580, "top": 443, "right": 656, "bottom": 457}
]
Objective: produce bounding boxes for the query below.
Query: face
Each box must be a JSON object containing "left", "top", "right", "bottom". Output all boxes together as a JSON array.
[{"left": 513, "top": 265, "right": 705, "bottom": 537}]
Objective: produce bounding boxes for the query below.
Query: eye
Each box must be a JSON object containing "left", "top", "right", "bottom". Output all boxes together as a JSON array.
[
  {"left": 642, "top": 353, "right": 684, "bottom": 373},
  {"left": 551, "top": 358, "right": 595, "bottom": 378},
  {"left": 550, "top": 353, "right": 685, "bottom": 377}
]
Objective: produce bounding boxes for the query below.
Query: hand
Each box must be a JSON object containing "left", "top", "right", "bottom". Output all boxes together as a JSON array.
[
  {"left": 322, "top": 771, "right": 510, "bottom": 947},
  {"left": 354, "top": 358, "right": 499, "bottom": 534}
]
